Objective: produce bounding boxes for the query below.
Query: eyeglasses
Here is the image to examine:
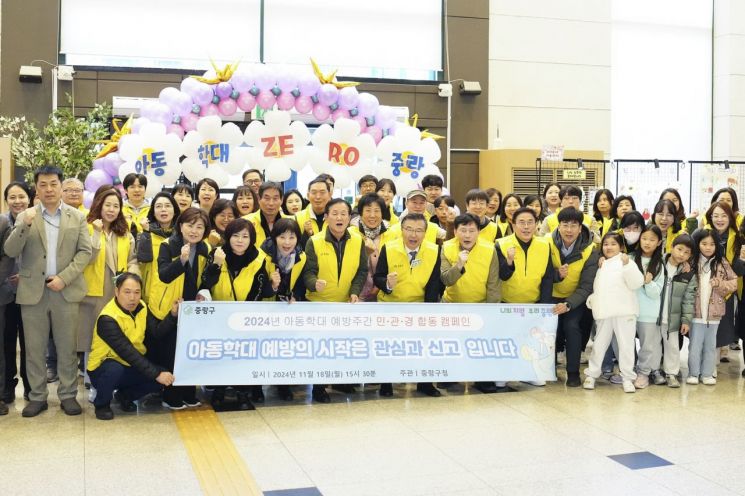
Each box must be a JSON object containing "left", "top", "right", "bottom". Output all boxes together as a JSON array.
[
  {"left": 63, "top": 188, "right": 83, "bottom": 194},
  {"left": 244, "top": 179, "right": 262, "bottom": 185},
  {"left": 403, "top": 227, "right": 426, "bottom": 235}
]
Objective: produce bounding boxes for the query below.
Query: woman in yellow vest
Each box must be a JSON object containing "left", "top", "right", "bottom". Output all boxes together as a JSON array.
[
  {"left": 195, "top": 177, "right": 219, "bottom": 213},
  {"left": 156, "top": 207, "right": 211, "bottom": 410},
  {"left": 79, "top": 188, "right": 139, "bottom": 373},
  {"left": 376, "top": 178, "right": 399, "bottom": 226},
  {"left": 207, "top": 199, "right": 238, "bottom": 247},
  {"left": 261, "top": 218, "right": 308, "bottom": 402},
  {"left": 660, "top": 188, "right": 699, "bottom": 233},
  {"left": 710, "top": 187, "right": 744, "bottom": 228},
  {"left": 232, "top": 185, "right": 258, "bottom": 217},
  {"left": 592, "top": 189, "right": 615, "bottom": 238},
  {"left": 497, "top": 193, "right": 522, "bottom": 239},
  {"left": 496, "top": 207, "right": 554, "bottom": 389},
  {"left": 542, "top": 182, "right": 561, "bottom": 217},
  {"left": 137, "top": 192, "right": 179, "bottom": 308},
  {"left": 486, "top": 188, "right": 502, "bottom": 223},
  {"left": 172, "top": 183, "right": 194, "bottom": 213},
  {"left": 350, "top": 194, "right": 390, "bottom": 302},
  {"left": 651, "top": 199, "right": 682, "bottom": 254},
  {"left": 87, "top": 272, "right": 175, "bottom": 420},
  {"left": 303, "top": 198, "right": 368, "bottom": 403}
]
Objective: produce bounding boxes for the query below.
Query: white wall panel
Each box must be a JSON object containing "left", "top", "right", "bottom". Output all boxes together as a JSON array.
[{"left": 490, "top": 0, "right": 609, "bottom": 22}]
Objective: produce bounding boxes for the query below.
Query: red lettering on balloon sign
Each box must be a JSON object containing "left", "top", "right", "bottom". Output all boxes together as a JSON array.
[
  {"left": 328, "top": 142, "right": 360, "bottom": 166},
  {"left": 261, "top": 135, "right": 294, "bottom": 158}
]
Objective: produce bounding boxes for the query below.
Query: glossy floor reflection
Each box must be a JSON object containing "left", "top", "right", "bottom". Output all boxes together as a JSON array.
[{"left": 2, "top": 346, "right": 745, "bottom": 495}]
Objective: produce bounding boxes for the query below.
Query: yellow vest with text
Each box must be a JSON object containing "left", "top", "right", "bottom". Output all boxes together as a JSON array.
[
  {"left": 88, "top": 299, "right": 147, "bottom": 371},
  {"left": 264, "top": 251, "right": 307, "bottom": 300},
  {"left": 549, "top": 240, "right": 594, "bottom": 298},
  {"left": 294, "top": 205, "right": 326, "bottom": 236},
  {"left": 149, "top": 242, "right": 208, "bottom": 320},
  {"left": 84, "top": 225, "right": 131, "bottom": 297},
  {"left": 442, "top": 238, "right": 495, "bottom": 303},
  {"left": 384, "top": 222, "right": 439, "bottom": 244},
  {"left": 211, "top": 251, "right": 266, "bottom": 301},
  {"left": 122, "top": 203, "right": 151, "bottom": 234},
  {"left": 499, "top": 234, "right": 551, "bottom": 303},
  {"left": 306, "top": 230, "right": 363, "bottom": 302},
  {"left": 378, "top": 239, "right": 439, "bottom": 302}
]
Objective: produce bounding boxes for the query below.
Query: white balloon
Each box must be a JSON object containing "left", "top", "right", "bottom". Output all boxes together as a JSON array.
[
  {"left": 117, "top": 134, "right": 144, "bottom": 162},
  {"left": 205, "top": 167, "right": 229, "bottom": 187},
  {"left": 196, "top": 115, "right": 222, "bottom": 139},
  {"left": 264, "top": 110, "right": 292, "bottom": 132},
  {"left": 217, "top": 122, "right": 244, "bottom": 146},
  {"left": 144, "top": 177, "right": 163, "bottom": 198},
  {"left": 182, "top": 131, "right": 204, "bottom": 158},
  {"left": 334, "top": 118, "right": 361, "bottom": 143},
  {"left": 181, "top": 157, "right": 207, "bottom": 183},
  {"left": 265, "top": 160, "right": 292, "bottom": 182},
  {"left": 243, "top": 120, "right": 265, "bottom": 146},
  {"left": 139, "top": 122, "right": 167, "bottom": 142}
]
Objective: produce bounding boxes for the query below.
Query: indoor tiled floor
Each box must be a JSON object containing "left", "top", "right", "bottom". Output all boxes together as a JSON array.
[{"left": 3, "top": 347, "right": 745, "bottom": 495}]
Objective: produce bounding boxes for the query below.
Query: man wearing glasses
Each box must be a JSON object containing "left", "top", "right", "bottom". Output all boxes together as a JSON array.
[
  {"left": 385, "top": 190, "right": 449, "bottom": 244},
  {"left": 373, "top": 213, "right": 443, "bottom": 397},
  {"left": 242, "top": 169, "right": 264, "bottom": 195},
  {"left": 61, "top": 178, "right": 86, "bottom": 213}
]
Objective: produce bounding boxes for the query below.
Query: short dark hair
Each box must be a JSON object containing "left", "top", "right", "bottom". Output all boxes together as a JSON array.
[
  {"left": 34, "top": 165, "right": 63, "bottom": 184},
  {"left": 242, "top": 168, "right": 264, "bottom": 182},
  {"left": 232, "top": 185, "right": 258, "bottom": 213},
  {"left": 209, "top": 199, "right": 240, "bottom": 233},
  {"left": 222, "top": 218, "right": 256, "bottom": 250},
  {"left": 454, "top": 213, "right": 479, "bottom": 229},
  {"left": 711, "top": 187, "right": 739, "bottom": 213},
  {"left": 172, "top": 182, "right": 194, "bottom": 199},
  {"left": 258, "top": 181, "right": 284, "bottom": 199},
  {"left": 4, "top": 181, "right": 32, "bottom": 201},
  {"left": 557, "top": 207, "right": 584, "bottom": 224},
  {"left": 114, "top": 272, "right": 143, "bottom": 290},
  {"left": 325, "top": 197, "right": 351, "bottom": 215},
  {"left": 358, "top": 175, "right": 378, "bottom": 188},
  {"left": 619, "top": 210, "right": 645, "bottom": 230},
  {"left": 357, "top": 193, "right": 386, "bottom": 215},
  {"left": 196, "top": 178, "right": 219, "bottom": 195},
  {"left": 281, "top": 189, "right": 307, "bottom": 215},
  {"left": 401, "top": 213, "right": 427, "bottom": 229},
  {"left": 270, "top": 217, "right": 302, "bottom": 242},
  {"left": 671, "top": 233, "right": 695, "bottom": 253},
  {"left": 512, "top": 207, "right": 538, "bottom": 223},
  {"left": 421, "top": 174, "right": 443, "bottom": 189},
  {"left": 316, "top": 173, "right": 335, "bottom": 186},
  {"left": 610, "top": 195, "right": 636, "bottom": 220},
  {"left": 177, "top": 207, "right": 210, "bottom": 238},
  {"left": 559, "top": 185, "right": 583, "bottom": 200},
  {"left": 308, "top": 177, "right": 331, "bottom": 192},
  {"left": 123, "top": 173, "right": 147, "bottom": 189},
  {"left": 147, "top": 192, "right": 180, "bottom": 225},
  {"left": 465, "top": 189, "right": 489, "bottom": 204},
  {"left": 434, "top": 195, "right": 455, "bottom": 209}
]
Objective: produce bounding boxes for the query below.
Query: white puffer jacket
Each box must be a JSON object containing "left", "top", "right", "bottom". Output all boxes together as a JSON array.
[{"left": 586, "top": 253, "right": 644, "bottom": 320}]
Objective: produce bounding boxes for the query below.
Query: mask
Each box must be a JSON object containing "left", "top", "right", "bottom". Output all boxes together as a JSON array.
[{"left": 624, "top": 231, "right": 641, "bottom": 245}]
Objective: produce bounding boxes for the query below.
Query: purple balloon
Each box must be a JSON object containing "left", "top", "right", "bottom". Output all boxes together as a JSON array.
[
  {"left": 276, "top": 71, "right": 297, "bottom": 93},
  {"left": 357, "top": 93, "right": 379, "bottom": 118},
  {"left": 297, "top": 73, "right": 321, "bottom": 97},
  {"left": 187, "top": 81, "right": 214, "bottom": 107},
  {"left": 254, "top": 68, "right": 276, "bottom": 91},
  {"left": 83, "top": 190, "right": 94, "bottom": 209},
  {"left": 171, "top": 92, "right": 194, "bottom": 117},
  {"left": 317, "top": 84, "right": 339, "bottom": 107},
  {"left": 92, "top": 157, "right": 106, "bottom": 170},
  {"left": 229, "top": 71, "right": 254, "bottom": 93},
  {"left": 158, "top": 87, "right": 180, "bottom": 107},
  {"left": 149, "top": 102, "right": 173, "bottom": 127},
  {"left": 375, "top": 106, "right": 396, "bottom": 130},
  {"left": 131, "top": 117, "right": 150, "bottom": 134},
  {"left": 103, "top": 153, "right": 123, "bottom": 177},
  {"left": 294, "top": 95, "right": 313, "bottom": 114},
  {"left": 215, "top": 82, "right": 233, "bottom": 99},
  {"left": 337, "top": 87, "right": 359, "bottom": 111},
  {"left": 312, "top": 103, "right": 331, "bottom": 122},
  {"left": 84, "top": 169, "right": 113, "bottom": 192},
  {"left": 180, "top": 77, "right": 200, "bottom": 96}
]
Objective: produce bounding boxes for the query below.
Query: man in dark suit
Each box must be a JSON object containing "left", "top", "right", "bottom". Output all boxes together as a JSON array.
[{"left": 4, "top": 166, "right": 92, "bottom": 417}]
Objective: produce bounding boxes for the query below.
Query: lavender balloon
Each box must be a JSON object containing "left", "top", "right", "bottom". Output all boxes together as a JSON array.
[
  {"left": 374, "top": 106, "right": 396, "bottom": 130},
  {"left": 276, "top": 70, "right": 297, "bottom": 93},
  {"left": 229, "top": 71, "right": 253, "bottom": 92},
  {"left": 180, "top": 77, "right": 200, "bottom": 96},
  {"left": 215, "top": 82, "right": 233, "bottom": 99},
  {"left": 254, "top": 67, "right": 276, "bottom": 91},
  {"left": 92, "top": 157, "right": 106, "bottom": 170},
  {"left": 158, "top": 87, "right": 180, "bottom": 107},
  {"left": 103, "top": 153, "right": 123, "bottom": 177},
  {"left": 357, "top": 93, "right": 379, "bottom": 118},
  {"left": 189, "top": 81, "right": 215, "bottom": 107},
  {"left": 337, "top": 86, "right": 359, "bottom": 111},
  {"left": 297, "top": 73, "right": 321, "bottom": 97},
  {"left": 149, "top": 102, "right": 174, "bottom": 127},
  {"left": 84, "top": 169, "right": 113, "bottom": 192},
  {"left": 317, "top": 84, "right": 339, "bottom": 107},
  {"left": 131, "top": 117, "right": 150, "bottom": 134},
  {"left": 171, "top": 91, "right": 194, "bottom": 116},
  {"left": 83, "top": 190, "right": 94, "bottom": 209}
]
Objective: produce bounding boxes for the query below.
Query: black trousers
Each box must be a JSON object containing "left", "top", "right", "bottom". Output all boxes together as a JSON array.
[
  {"left": 555, "top": 301, "right": 592, "bottom": 375},
  {"left": 3, "top": 302, "right": 29, "bottom": 395}
]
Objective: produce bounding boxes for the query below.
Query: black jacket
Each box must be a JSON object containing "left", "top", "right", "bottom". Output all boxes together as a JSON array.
[
  {"left": 157, "top": 233, "right": 210, "bottom": 301},
  {"left": 260, "top": 237, "right": 307, "bottom": 301}
]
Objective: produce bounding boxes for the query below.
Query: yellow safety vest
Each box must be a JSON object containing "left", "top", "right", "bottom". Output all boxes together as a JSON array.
[
  {"left": 442, "top": 238, "right": 495, "bottom": 303},
  {"left": 149, "top": 242, "right": 208, "bottom": 320},
  {"left": 378, "top": 239, "right": 439, "bottom": 302},
  {"left": 211, "top": 251, "right": 267, "bottom": 301},
  {"left": 141, "top": 231, "right": 168, "bottom": 306},
  {"left": 83, "top": 225, "right": 131, "bottom": 297},
  {"left": 478, "top": 221, "right": 499, "bottom": 243},
  {"left": 264, "top": 251, "right": 307, "bottom": 300},
  {"left": 549, "top": 240, "right": 594, "bottom": 298},
  {"left": 384, "top": 222, "right": 439, "bottom": 244},
  {"left": 600, "top": 217, "right": 614, "bottom": 238},
  {"left": 245, "top": 211, "right": 288, "bottom": 248},
  {"left": 496, "top": 219, "right": 511, "bottom": 239},
  {"left": 663, "top": 227, "right": 682, "bottom": 254},
  {"left": 294, "top": 205, "right": 326, "bottom": 236},
  {"left": 122, "top": 203, "right": 150, "bottom": 234},
  {"left": 88, "top": 299, "right": 147, "bottom": 371},
  {"left": 389, "top": 205, "right": 400, "bottom": 225},
  {"left": 499, "top": 234, "right": 551, "bottom": 303},
  {"left": 306, "top": 230, "right": 363, "bottom": 302}
]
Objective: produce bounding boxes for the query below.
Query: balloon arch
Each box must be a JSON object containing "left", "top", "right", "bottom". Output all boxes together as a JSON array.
[{"left": 84, "top": 60, "right": 442, "bottom": 207}]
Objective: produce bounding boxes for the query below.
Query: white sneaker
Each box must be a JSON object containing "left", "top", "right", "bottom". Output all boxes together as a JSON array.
[
  {"left": 686, "top": 376, "right": 699, "bottom": 385},
  {"left": 702, "top": 376, "right": 717, "bottom": 385},
  {"left": 524, "top": 380, "right": 546, "bottom": 387},
  {"left": 583, "top": 377, "right": 595, "bottom": 390},
  {"left": 622, "top": 381, "right": 636, "bottom": 393}
]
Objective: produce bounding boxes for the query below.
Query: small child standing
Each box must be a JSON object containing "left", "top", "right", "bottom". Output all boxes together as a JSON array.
[
  {"left": 584, "top": 232, "right": 645, "bottom": 393},
  {"left": 685, "top": 228, "right": 738, "bottom": 385}
]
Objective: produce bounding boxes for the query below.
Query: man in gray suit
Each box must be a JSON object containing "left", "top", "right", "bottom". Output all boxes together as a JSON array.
[{"left": 4, "top": 166, "right": 92, "bottom": 417}]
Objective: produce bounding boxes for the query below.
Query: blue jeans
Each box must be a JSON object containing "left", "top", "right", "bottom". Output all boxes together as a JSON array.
[
  {"left": 688, "top": 322, "right": 717, "bottom": 378},
  {"left": 88, "top": 359, "right": 161, "bottom": 408}
]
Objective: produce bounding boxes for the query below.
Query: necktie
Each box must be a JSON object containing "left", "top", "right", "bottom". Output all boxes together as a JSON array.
[{"left": 409, "top": 250, "right": 417, "bottom": 264}]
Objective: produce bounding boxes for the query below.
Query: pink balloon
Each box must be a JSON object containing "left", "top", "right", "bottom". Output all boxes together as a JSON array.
[
  {"left": 365, "top": 125, "right": 383, "bottom": 144},
  {"left": 200, "top": 103, "right": 219, "bottom": 117},
  {"left": 218, "top": 98, "right": 238, "bottom": 116},
  {"left": 312, "top": 103, "right": 331, "bottom": 122},
  {"left": 181, "top": 113, "right": 199, "bottom": 131},
  {"left": 236, "top": 92, "right": 256, "bottom": 112},
  {"left": 351, "top": 115, "right": 368, "bottom": 132},
  {"left": 276, "top": 92, "right": 296, "bottom": 111},
  {"left": 331, "top": 109, "right": 350, "bottom": 122},
  {"left": 167, "top": 123, "right": 185, "bottom": 139},
  {"left": 294, "top": 95, "right": 313, "bottom": 114},
  {"left": 256, "top": 90, "right": 276, "bottom": 110}
]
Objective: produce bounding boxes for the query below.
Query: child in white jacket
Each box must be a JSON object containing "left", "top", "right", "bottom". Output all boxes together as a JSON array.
[{"left": 584, "top": 232, "right": 645, "bottom": 393}]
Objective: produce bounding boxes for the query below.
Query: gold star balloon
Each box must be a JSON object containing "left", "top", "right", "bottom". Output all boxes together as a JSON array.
[
  {"left": 95, "top": 115, "right": 134, "bottom": 159},
  {"left": 310, "top": 58, "right": 360, "bottom": 88}
]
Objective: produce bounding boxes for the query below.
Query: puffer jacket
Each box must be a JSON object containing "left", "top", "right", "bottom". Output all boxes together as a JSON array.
[
  {"left": 659, "top": 256, "right": 696, "bottom": 333},
  {"left": 693, "top": 257, "right": 738, "bottom": 322}
]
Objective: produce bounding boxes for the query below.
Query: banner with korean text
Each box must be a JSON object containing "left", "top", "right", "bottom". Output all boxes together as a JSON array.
[{"left": 173, "top": 302, "right": 558, "bottom": 385}]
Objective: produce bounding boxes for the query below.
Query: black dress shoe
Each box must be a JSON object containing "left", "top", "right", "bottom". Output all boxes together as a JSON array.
[
  {"left": 277, "top": 386, "right": 294, "bottom": 401},
  {"left": 566, "top": 373, "right": 581, "bottom": 388},
  {"left": 332, "top": 384, "right": 356, "bottom": 394},
  {"left": 312, "top": 386, "right": 331, "bottom": 403},
  {"left": 473, "top": 381, "right": 498, "bottom": 394},
  {"left": 114, "top": 391, "right": 137, "bottom": 412},
  {"left": 236, "top": 392, "right": 256, "bottom": 410},
  {"left": 379, "top": 383, "right": 393, "bottom": 397},
  {"left": 416, "top": 383, "right": 441, "bottom": 397},
  {"left": 2, "top": 390, "right": 14, "bottom": 404},
  {"left": 437, "top": 382, "right": 456, "bottom": 389},
  {"left": 95, "top": 405, "right": 114, "bottom": 421},
  {"left": 251, "top": 386, "right": 265, "bottom": 403}
]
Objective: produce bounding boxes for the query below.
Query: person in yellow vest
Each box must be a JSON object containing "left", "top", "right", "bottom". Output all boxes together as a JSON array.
[
  {"left": 385, "top": 190, "right": 449, "bottom": 244},
  {"left": 172, "top": 183, "right": 194, "bottom": 214},
  {"left": 539, "top": 185, "right": 595, "bottom": 237},
  {"left": 548, "top": 207, "right": 599, "bottom": 387},
  {"left": 608, "top": 195, "right": 636, "bottom": 233},
  {"left": 247, "top": 181, "right": 285, "bottom": 248},
  {"left": 136, "top": 192, "right": 179, "bottom": 308},
  {"left": 87, "top": 273, "right": 175, "bottom": 420},
  {"left": 592, "top": 189, "right": 615, "bottom": 238},
  {"left": 542, "top": 182, "right": 562, "bottom": 217},
  {"left": 232, "top": 185, "right": 258, "bottom": 217},
  {"left": 376, "top": 178, "right": 400, "bottom": 226},
  {"left": 296, "top": 177, "right": 331, "bottom": 245},
  {"left": 201, "top": 218, "right": 273, "bottom": 409},
  {"left": 710, "top": 187, "right": 744, "bottom": 228},
  {"left": 61, "top": 178, "right": 87, "bottom": 215},
  {"left": 79, "top": 188, "right": 139, "bottom": 381},
  {"left": 496, "top": 193, "right": 522, "bottom": 239},
  {"left": 156, "top": 207, "right": 211, "bottom": 410},
  {"left": 350, "top": 194, "right": 391, "bottom": 302},
  {"left": 497, "top": 207, "right": 554, "bottom": 389},
  {"left": 440, "top": 213, "right": 501, "bottom": 393},
  {"left": 373, "top": 213, "right": 444, "bottom": 398},
  {"left": 303, "top": 198, "right": 368, "bottom": 403},
  {"left": 486, "top": 188, "right": 502, "bottom": 223},
  {"left": 121, "top": 173, "right": 150, "bottom": 236},
  {"left": 207, "top": 198, "right": 238, "bottom": 247},
  {"left": 465, "top": 189, "right": 500, "bottom": 243},
  {"left": 432, "top": 195, "right": 456, "bottom": 229},
  {"left": 651, "top": 199, "right": 683, "bottom": 254}
]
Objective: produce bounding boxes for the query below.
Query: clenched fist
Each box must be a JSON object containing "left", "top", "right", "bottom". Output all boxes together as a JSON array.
[
  {"left": 92, "top": 219, "right": 104, "bottom": 232},
  {"left": 213, "top": 247, "right": 226, "bottom": 266},
  {"left": 387, "top": 271, "right": 398, "bottom": 289},
  {"left": 558, "top": 264, "right": 569, "bottom": 280},
  {"left": 271, "top": 269, "right": 281, "bottom": 291},
  {"left": 506, "top": 246, "right": 516, "bottom": 265},
  {"left": 180, "top": 244, "right": 191, "bottom": 264},
  {"left": 23, "top": 207, "right": 36, "bottom": 226},
  {"left": 621, "top": 254, "right": 629, "bottom": 265},
  {"left": 644, "top": 272, "right": 653, "bottom": 284},
  {"left": 315, "top": 279, "right": 327, "bottom": 292}
]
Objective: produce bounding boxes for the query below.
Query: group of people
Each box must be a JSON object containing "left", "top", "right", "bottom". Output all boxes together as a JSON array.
[{"left": 1, "top": 163, "right": 743, "bottom": 420}]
